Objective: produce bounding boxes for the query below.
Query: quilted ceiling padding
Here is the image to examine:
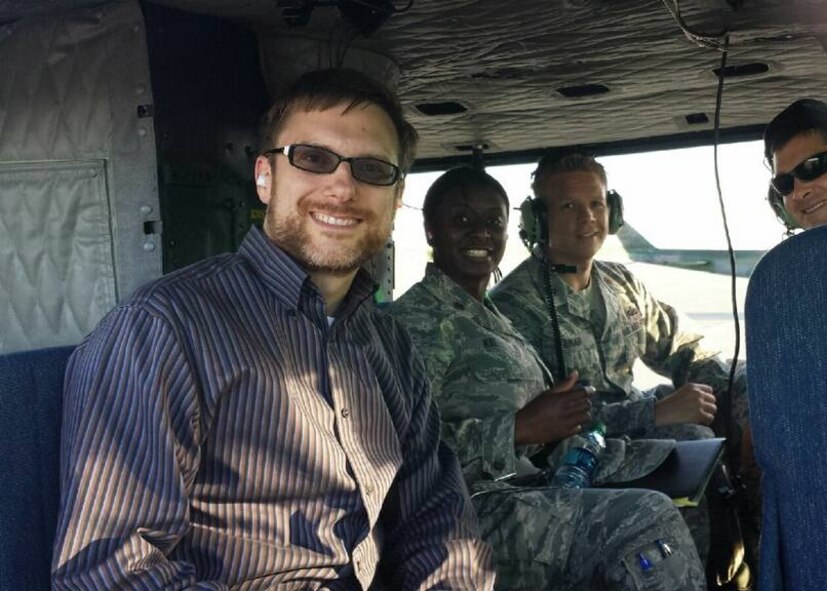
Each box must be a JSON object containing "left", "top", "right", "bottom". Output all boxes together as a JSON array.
[
  {"left": 3, "top": 0, "right": 827, "bottom": 162},
  {"left": 259, "top": 0, "right": 827, "bottom": 161},
  {"left": 388, "top": 1, "right": 827, "bottom": 160}
]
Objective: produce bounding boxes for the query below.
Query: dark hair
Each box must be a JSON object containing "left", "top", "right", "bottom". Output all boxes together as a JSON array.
[
  {"left": 531, "top": 151, "right": 607, "bottom": 196},
  {"left": 763, "top": 98, "right": 827, "bottom": 163},
  {"left": 422, "top": 167, "right": 509, "bottom": 225},
  {"left": 260, "top": 68, "right": 419, "bottom": 172},
  {"left": 763, "top": 99, "right": 827, "bottom": 232}
]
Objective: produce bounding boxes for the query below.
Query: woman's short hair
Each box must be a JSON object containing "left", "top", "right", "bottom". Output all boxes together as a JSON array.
[{"left": 422, "top": 167, "right": 509, "bottom": 225}]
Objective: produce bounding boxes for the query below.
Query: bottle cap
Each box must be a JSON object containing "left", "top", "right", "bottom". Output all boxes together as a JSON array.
[{"left": 591, "top": 421, "right": 607, "bottom": 435}]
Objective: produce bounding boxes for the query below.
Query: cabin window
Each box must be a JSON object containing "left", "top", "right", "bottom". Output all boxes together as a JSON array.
[{"left": 394, "top": 139, "right": 775, "bottom": 381}]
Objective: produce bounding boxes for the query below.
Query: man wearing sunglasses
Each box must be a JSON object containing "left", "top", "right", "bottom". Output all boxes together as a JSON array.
[
  {"left": 52, "top": 68, "right": 494, "bottom": 590},
  {"left": 764, "top": 98, "right": 827, "bottom": 232}
]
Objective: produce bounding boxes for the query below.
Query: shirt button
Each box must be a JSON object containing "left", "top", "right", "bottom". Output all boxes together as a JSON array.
[
  {"left": 364, "top": 483, "right": 374, "bottom": 495},
  {"left": 341, "top": 408, "right": 350, "bottom": 419}
]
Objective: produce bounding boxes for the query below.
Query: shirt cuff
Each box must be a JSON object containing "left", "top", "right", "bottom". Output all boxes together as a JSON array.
[{"left": 596, "top": 396, "right": 656, "bottom": 437}]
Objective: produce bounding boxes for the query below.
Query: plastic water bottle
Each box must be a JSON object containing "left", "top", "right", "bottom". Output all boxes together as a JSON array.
[{"left": 549, "top": 422, "right": 607, "bottom": 489}]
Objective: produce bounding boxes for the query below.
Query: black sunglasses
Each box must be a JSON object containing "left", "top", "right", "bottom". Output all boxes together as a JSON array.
[
  {"left": 263, "top": 144, "right": 402, "bottom": 187},
  {"left": 771, "top": 151, "right": 827, "bottom": 197}
]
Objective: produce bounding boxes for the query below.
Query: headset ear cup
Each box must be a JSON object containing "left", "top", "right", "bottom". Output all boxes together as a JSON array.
[
  {"left": 518, "top": 197, "right": 548, "bottom": 248},
  {"left": 607, "top": 190, "right": 625, "bottom": 234},
  {"left": 768, "top": 187, "right": 801, "bottom": 231},
  {"left": 535, "top": 199, "right": 548, "bottom": 244},
  {"left": 519, "top": 197, "right": 537, "bottom": 247}
]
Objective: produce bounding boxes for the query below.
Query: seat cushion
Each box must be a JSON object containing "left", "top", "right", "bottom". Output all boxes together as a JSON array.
[{"left": 0, "top": 346, "right": 74, "bottom": 591}]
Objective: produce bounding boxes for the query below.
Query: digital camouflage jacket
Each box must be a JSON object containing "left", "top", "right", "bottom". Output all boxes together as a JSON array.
[{"left": 489, "top": 255, "right": 749, "bottom": 438}]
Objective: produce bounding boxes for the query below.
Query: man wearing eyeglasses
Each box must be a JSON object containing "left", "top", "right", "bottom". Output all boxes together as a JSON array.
[
  {"left": 52, "top": 68, "right": 495, "bottom": 590},
  {"left": 764, "top": 98, "right": 827, "bottom": 232}
]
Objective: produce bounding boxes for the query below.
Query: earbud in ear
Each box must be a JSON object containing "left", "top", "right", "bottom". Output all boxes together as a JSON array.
[{"left": 256, "top": 174, "right": 267, "bottom": 187}]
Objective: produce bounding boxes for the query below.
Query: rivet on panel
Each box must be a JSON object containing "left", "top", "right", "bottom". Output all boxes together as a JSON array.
[
  {"left": 136, "top": 84, "right": 146, "bottom": 96},
  {"left": 143, "top": 242, "right": 156, "bottom": 252},
  {"left": 140, "top": 205, "right": 153, "bottom": 215},
  {"left": 138, "top": 126, "right": 147, "bottom": 137}
]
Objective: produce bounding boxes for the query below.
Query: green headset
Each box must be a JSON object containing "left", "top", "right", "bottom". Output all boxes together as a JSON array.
[
  {"left": 767, "top": 186, "right": 801, "bottom": 232},
  {"left": 518, "top": 189, "right": 625, "bottom": 248}
]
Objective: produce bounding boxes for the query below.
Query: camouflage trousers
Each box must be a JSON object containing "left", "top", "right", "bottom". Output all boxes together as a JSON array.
[
  {"left": 645, "top": 387, "right": 763, "bottom": 581},
  {"left": 643, "top": 423, "right": 714, "bottom": 566},
  {"left": 472, "top": 486, "right": 705, "bottom": 591}
]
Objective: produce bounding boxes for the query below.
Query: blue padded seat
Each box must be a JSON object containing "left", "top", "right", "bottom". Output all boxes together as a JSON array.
[
  {"left": 745, "top": 225, "right": 827, "bottom": 591},
  {"left": 0, "top": 346, "right": 74, "bottom": 591}
]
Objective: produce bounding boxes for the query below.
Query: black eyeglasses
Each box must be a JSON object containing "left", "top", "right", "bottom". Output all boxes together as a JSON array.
[
  {"left": 263, "top": 144, "right": 402, "bottom": 187},
  {"left": 771, "top": 151, "right": 827, "bottom": 196}
]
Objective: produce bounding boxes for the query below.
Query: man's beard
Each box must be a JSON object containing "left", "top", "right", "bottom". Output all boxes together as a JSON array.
[{"left": 265, "top": 199, "right": 393, "bottom": 277}]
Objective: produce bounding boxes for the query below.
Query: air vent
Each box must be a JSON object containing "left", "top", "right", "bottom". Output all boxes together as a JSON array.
[
  {"left": 414, "top": 101, "right": 468, "bottom": 116},
  {"left": 454, "top": 143, "right": 490, "bottom": 152},
  {"left": 685, "top": 112, "right": 710, "bottom": 125},
  {"left": 713, "top": 62, "right": 770, "bottom": 78},
  {"left": 556, "top": 83, "right": 610, "bottom": 99}
]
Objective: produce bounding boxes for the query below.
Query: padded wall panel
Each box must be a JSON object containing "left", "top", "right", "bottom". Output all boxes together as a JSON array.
[
  {"left": 0, "top": 161, "right": 115, "bottom": 353},
  {"left": 0, "top": 0, "right": 161, "bottom": 350}
]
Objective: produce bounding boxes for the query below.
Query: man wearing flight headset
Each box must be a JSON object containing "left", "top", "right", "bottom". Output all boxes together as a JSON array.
[
  {"left": 764, "top": 98, "right": 827, "bottom": 233},
  {"left": 489, "top": 151, "right": 756, "bottom": 590}
]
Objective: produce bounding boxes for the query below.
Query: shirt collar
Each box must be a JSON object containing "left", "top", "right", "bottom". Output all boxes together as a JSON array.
[
  {"left": 423, "top": 263, "right": 505, "bottom": 323},
  {"left": 238, "top": 226, "right": 377, "bottom": 318},
  {"left": 423, "top": 263, "right": 476, "bottom": 306}
]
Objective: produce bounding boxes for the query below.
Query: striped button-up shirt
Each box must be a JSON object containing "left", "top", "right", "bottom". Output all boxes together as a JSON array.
[{"left": 52, "top": 227, "right": 494, "bottom": 590}]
